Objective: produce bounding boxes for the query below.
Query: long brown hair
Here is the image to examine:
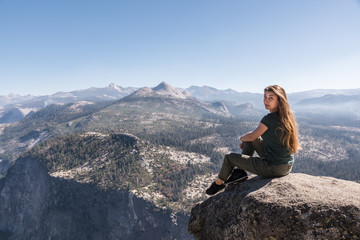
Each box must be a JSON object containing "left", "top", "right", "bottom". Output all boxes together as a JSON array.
[{"left": 264, "top": 85, "right": 300, "bottom": 154}]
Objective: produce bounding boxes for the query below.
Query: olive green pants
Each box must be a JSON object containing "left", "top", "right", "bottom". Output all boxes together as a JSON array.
[{"left": 218, "top": 137, "right": 293, "bottom": 180}]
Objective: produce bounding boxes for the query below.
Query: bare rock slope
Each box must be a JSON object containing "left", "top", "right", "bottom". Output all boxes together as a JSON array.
[{"left": 188, "top": 173, "right": 360, "bottom": 240}]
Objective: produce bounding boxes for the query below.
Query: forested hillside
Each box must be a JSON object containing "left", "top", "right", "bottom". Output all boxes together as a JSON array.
[
  {"left": 20, "top": 111, "right": 258, "bottom": 213},
  {"left": 294, "top": 123, "right": 360, "bottom": 180},
  {"left": 20, "top": 118, "right": 360, "bottom": 214}
]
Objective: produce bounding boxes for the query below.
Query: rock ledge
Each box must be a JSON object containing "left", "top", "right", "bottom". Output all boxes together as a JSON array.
[{"left": 188, "top": 173, "right": 360, "bottom": 240}]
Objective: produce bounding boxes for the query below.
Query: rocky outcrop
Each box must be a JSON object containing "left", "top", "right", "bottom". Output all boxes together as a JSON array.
[
  {"left": 188, "top": 173, "right": 360, "bottom": 240},
  {"left": 0, "top": 157, "right": 192, "bottom": 240}
]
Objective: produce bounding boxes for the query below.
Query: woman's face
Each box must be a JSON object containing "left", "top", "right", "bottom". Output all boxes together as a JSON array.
[{"left": 264, "top": 91, "right": 279, "bottom": 113}]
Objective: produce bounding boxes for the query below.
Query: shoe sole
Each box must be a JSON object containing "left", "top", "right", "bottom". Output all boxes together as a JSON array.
[{"left": 224, "top": 176, "right": 248, "bottom": 185}]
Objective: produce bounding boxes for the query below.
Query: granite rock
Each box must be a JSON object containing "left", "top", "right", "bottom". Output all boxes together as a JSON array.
[{"left": 188, "top": 173, "right": 360, "bottom": 240}]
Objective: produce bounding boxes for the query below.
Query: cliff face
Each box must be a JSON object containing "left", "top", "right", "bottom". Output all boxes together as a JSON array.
[
  {"left": 0, "top": 157, "right": 192, "bottom": 240},
  {"left": 188, "top": 173, "right": 360, "bottom": 240}
]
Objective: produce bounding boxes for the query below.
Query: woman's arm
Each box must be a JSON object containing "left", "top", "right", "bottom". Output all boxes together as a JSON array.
[{"left": 240, "top": 123, "right": 268, "bottom": 142}]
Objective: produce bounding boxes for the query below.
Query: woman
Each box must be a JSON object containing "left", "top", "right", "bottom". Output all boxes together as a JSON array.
[{"left": 206, "top": 85, "right": 300, "bottom": 195}]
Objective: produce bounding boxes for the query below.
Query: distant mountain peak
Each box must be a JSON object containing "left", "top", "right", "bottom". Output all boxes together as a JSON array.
[
  {"left": 108, "top": 83, "right": 122, "bottom": 91},
  {"left": 152, "top": 82, "right": 187, "bottom": 99},
  {"left": 152, "top": 82, "right": 172, "bottom": 91},
  {"left": 127, "top": 82, "right": 188, "bottom": 99}
]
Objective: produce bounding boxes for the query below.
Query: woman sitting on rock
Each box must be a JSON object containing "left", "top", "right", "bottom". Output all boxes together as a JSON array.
[{"left": 206, "top": 85, "right": 300, "bottom": 195}]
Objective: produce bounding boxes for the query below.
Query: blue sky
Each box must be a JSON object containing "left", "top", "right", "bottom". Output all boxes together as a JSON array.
[{"left": 0, "top": 0, "right": 359, "bottom": 96}]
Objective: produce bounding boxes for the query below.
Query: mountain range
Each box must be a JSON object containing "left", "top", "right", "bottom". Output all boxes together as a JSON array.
[
  {"left": 0, "top": 83, "right": 136, "bottom": 123},
  {"left": 2, "top": 82, "right": 360, "bottom": 123}
]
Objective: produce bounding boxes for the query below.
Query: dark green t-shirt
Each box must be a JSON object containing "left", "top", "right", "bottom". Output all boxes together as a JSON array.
[{"left": 260, "top": 112, "right": 294, "bottom": 165}]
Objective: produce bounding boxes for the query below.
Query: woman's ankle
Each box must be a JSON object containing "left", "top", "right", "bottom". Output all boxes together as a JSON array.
[{"left": 215, "top": 178, "right": 224, "bottom": 185}]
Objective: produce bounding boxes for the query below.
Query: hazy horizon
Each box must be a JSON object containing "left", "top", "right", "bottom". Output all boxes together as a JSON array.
[{"left": 2, "top": 82, "right": 360, "bottom": 98}]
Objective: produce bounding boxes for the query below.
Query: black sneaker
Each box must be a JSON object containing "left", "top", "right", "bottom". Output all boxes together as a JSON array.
[
  {"left": 206, "top": 182, "right": 225, "bottom": 195},
  {"left": 224, "top": 169, "right": 248, "bottom": 185}
]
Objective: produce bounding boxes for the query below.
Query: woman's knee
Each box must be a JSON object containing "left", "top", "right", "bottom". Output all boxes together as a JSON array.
[
  {"left": 223, "top": 153, "right": 242, "bottom": 165},
  {"left": 223, "top": 153, "right": 232, "bottom": 163}
]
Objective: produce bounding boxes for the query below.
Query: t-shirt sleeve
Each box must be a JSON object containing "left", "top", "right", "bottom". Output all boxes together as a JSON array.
[{"left": 260, "top": 114, "right": 272, "bottom": 128}]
